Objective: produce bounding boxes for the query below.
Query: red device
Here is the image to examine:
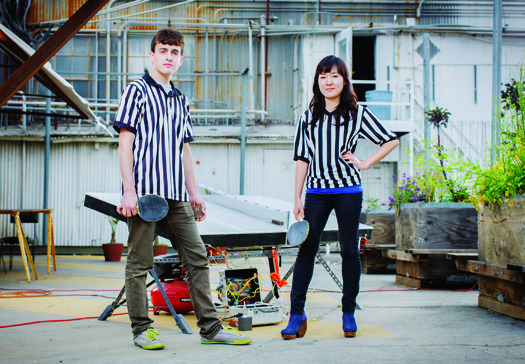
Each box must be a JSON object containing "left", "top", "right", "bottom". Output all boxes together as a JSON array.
[{"left": 151, "top": 280, "right": 193, "bottom": 314}]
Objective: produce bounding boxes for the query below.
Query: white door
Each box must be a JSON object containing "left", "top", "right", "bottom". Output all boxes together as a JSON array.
[{"left": 335, "top": 27, "right": 353, "bottom": 71}]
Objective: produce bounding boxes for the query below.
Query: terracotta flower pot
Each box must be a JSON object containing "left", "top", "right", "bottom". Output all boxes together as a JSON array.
[
  {"left": 153, "top": 244, "right": 169, "bottom": 257},
  {"left": 102, "top": 243, "right": 124, "bottom": 262}
]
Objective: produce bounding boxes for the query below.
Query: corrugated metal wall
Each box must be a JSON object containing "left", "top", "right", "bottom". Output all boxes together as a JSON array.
[{"left": 0, "top": 139, "right": 127, "bottom": 247}]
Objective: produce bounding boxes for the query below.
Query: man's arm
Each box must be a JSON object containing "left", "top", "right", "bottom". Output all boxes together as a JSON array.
[
  {"left": 183, "top": 143, "right": 206, "bottom": 221},
  {"left": 116, "top": 129, "right": 138, "bottom": 217}
]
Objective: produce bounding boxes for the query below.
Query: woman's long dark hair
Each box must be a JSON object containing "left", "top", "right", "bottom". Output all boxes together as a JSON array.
[{"left": 309, "top": 55, "right": 358, "bottom": 127}]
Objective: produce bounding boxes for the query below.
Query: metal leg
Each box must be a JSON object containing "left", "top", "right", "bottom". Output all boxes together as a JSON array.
[
  {"left": 266, "top": 251, "right": 280, "bottom": 299},
  {"left": 315, "top": 253, "right": 361, "bottom": 310},
  {"left": 98, "top": 279, "right": 156, "bottom": 321},
  {"left": 263, "top": 263, "right": 295, "bottom": 303},
  {"left": 149, "top": 269, "right": 193, "bottom": 334}
]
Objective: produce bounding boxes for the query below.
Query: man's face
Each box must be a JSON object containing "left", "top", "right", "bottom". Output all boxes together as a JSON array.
[{"left": 149, "top": 43, "right": 183, "bottom": 77}]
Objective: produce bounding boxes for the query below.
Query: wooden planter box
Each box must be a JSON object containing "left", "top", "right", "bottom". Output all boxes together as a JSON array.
[
  {"left": 392, "top": 203, "right": 478, "bottom": 287},
  {"left": 396, "top": 202, "right": 478, "bottom": 250},
  {"left": 359, "top": 209, "right": 396, "bottom": 273},
  {"left": 475, "top": 195, "right": 525, "bottom": 320}
]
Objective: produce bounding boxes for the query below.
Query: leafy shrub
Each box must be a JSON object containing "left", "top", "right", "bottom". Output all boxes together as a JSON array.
[{"left": 471, "top": 63, "right": 525, "bottom": 208}]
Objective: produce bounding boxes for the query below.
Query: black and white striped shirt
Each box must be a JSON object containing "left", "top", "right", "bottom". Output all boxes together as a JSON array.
[
  {"left": 113, "top": 73, "right": 194, "bottom": 202},
  {"left": 293, "top": 105, "right": 397, "bottom": 189}
]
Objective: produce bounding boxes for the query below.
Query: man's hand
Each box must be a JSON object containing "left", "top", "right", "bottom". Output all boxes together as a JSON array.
[
  {"left": 117, "top": 190, "right": 138, "bottom": 217},
  {"left": 190, "top": 195, "right": 206, "bottom": 222}
]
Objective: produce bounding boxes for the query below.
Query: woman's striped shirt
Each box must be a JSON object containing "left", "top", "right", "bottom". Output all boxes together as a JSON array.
[
  {"left": 113, "top": 73, "right": 194, "bottom": 202},
  {"left": 293, "top": 105, "right": 397, "bottom": 189}
]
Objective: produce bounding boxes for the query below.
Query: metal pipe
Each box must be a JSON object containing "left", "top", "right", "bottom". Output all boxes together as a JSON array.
[
  {"left": 422, "top": 32, "right": 431, "bottom": 160},
  {"left": 204, "top": 28, "right": 209, "bottom": 125},
  {"left": 42, "top": 93, "right": 51, "bottom": 244},
  {"left": 20, "top": 91, "right": 27, "bottom": 131},
  {"left": 260, "top": 15, "right": 265, "bottom": 119},
  {"left": 106, "top": 0, "right": 118, "bottom": 124},
  {"left": 248, "top": 21, "right": 254, "bottom": 112},
  {"left": 492, "top": 0, "right": 502, "bottom": 159},
  {"left": 416, "top": 0, "right": 428, "bottom": 18},
  {"left": 240, "top": 69, "right": 248, "bottom": 195}
]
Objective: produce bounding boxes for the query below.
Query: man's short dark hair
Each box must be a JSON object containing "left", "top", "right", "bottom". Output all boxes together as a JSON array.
[{"left": 151, "top": 28, "right": 184, "bottom": 54}]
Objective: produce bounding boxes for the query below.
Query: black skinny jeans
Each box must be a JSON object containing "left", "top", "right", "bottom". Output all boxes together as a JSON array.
[{"left": 290, "top": 192, "right": 362, "bottom": 315}]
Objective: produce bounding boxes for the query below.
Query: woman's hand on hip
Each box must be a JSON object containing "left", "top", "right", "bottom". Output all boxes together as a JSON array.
[{"left": 342, "top": 151, "right": 369, "bottom": 170}]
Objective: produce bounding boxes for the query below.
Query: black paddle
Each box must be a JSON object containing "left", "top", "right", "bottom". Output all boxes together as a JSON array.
[
  {"left": 287, "top": 216, "right": 309, "bottom": 246},
  {"left": 136, "top": 195, "right": 169, "bottom": 222}
]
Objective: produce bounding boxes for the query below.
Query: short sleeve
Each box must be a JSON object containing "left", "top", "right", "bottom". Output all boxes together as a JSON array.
[
  {"left": 113, "top": 83, "right": 144, "bottom": 134},
  {"left": 183, "top": 96, "right": 195, "bottom": 143},
  {"left": 358, "top": 106, "right": 398, "bottom": 146},
  {"left": 293, "top": 112, "right": 310, "bottom": 163}
]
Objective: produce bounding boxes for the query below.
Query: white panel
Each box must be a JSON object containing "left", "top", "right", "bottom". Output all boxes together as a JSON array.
[
  {"left": 361, "top": 162, "right": 396, "bottom": 208},
  {"left": 262, "top": 149, "right": 295, "bottom": 201}
]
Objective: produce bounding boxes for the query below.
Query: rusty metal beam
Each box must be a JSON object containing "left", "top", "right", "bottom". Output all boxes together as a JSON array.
[
  {"left": 0, "top": 0, "right": 110, "bottom": 109},
  {"left": 0, "top": 28, "right": 87, "bottom": 117}
]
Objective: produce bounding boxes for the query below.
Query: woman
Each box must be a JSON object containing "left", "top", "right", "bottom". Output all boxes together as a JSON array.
[{"left": 281, "top": 55, "right": 399, "bottom": 339}]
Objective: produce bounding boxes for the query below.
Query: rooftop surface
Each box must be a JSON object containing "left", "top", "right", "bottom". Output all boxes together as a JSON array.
[{"left": 1, "top": 253, "right": 524, "bottom": 363}]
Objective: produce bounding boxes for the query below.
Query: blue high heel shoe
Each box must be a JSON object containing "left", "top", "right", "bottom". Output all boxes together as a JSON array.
[
  {"left": 343, "top": 312, "right": 357, "bottom": 337},
  {"left": 281, "top": 313, "right": 307, "bottom": 340}
]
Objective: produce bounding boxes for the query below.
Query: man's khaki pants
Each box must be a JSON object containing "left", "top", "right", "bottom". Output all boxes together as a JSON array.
[{"left": 125, "top": 200, "right": 222, "bottom": 339}]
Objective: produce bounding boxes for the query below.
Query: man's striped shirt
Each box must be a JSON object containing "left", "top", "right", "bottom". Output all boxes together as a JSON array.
[
  {"left": 113, "top": 73, "right": 194, "bottom": 202},
  {"left": 293, "top": 105, "right": 397, "bottom": 189}
]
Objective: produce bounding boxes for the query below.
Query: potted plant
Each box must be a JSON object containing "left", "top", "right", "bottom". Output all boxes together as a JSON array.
[
  {"left": 471, "top": 65, "right": 525, "bottom": 265},
  {"left": 388, "top": 107, "right": 478, "bottom": 251},
  {"left": 102, "top": 217, "right": 124, "bottom": 262},
  {"left": 466, "top": 64, "right": 525, "bottom": 319},
  {"left": 153, "top": 235, "right": 169, "bottom": 257}
]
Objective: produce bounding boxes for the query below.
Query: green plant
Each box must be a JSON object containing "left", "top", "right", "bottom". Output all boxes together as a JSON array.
[
  {"left": 387, "top": 172, "right": 428, "bottom": 213},
  {"left": 107, "top": 217, "right": 120, "bottom": 244},
  {"left": 388, "top": 107, "right": 473, "bottom": 213},
  {"left": 365, "top": 197, "right": 383, "bottom": 210},
  {"left": 153, "top": 234, "right": 167, "bottom": 246},
  {"left": 413, "top": 141, "right": 472, "bottom": 203},
  {"left": 471, "top": 63, "right": 525, "bottom": 208}
]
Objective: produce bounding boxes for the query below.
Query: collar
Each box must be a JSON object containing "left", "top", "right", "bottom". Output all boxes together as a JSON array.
[{"left": 142, "top": 73, "right": 182, "bottom": 97}]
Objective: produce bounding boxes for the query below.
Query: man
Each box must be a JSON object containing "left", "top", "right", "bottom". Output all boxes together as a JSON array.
[{"left": 114, "top": 28, "right": 251, "bottom": 350}]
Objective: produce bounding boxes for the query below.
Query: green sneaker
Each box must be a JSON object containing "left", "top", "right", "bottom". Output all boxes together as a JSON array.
[
  {"left": 133, "top": 328, "right": 165, "bottom": 350},
  {"left": 201, "top": 326, "right": 252, "bottom": 345}
]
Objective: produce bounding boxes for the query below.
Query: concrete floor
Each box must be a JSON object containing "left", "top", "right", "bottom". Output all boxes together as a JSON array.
[{"left": 0, "top": 253, "right": 524, "bottom": 364}]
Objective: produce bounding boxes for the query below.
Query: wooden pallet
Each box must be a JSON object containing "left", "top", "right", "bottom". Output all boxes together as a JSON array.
[
  {"left": 360, "top": 243, "right": 396, "bottom": 274},
  {"left": 455, "top": 260, "right": 525, "bottom": 321},
  {"left": 385, "top": 249, "right": 478, "bottom": 288}
]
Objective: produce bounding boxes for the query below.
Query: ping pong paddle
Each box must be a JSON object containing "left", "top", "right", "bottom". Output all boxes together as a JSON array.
[
  {"left": 136, "top": 194, "right": 169, "bottom": 222},
  {"left": 287, "top": 215, "right": 309, "bottom": 246}
]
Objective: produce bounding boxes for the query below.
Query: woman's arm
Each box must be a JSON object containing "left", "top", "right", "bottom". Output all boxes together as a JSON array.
[
  {"left": 341, "top": 139, "right": 399, "bottom": 171},
  {"left": 294, "top": 160, "right": 309, "bottom": 220}
]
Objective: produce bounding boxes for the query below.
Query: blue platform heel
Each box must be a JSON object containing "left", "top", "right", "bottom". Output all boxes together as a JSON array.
[
  {"left": 342, "top": 312, "right": 357, "bottom": 337},
  {"left": 281, "top": 313, "right": 308, "bottom": 340}
]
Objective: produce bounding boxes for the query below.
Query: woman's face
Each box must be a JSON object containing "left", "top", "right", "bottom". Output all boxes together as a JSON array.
[{"left": 318, "top": 65, "right": 344, "bottom": 103}]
